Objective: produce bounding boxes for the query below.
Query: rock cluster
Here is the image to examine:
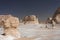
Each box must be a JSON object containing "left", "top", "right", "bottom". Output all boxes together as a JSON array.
[{"left": 23, "top": 15, "right": 39, "bottom": 24}]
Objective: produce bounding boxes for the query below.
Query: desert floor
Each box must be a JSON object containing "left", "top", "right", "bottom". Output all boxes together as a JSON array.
[{"left": 0, "top": 24, "right": 60, "bottom": 40}]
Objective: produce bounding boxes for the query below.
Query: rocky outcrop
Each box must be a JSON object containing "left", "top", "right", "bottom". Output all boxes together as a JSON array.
[
  {"left": 4, "top": 16, "right": 20, "bottom": 28},
  {"left": 23, "top": 15, "right": 39, "bottom": 24},
  {"left": 46, "top": 17, "right": 53, "bottom": 24},
  {"left": 0, "top": 14, "right": 20, "bottom": 28},
  {"left": 46, "top": 17, "right": 56, "bottom": 27},
  {"left": 53, "top": 7, "right": 60, "bottom": 24},
  {"left": 0, "top": 15, "right": 12, "bottom": 26},
  {"left": 0, "top": 14, "right": 20, "bottom": 38},
  {"left": 54, "top": 14, "right": 60, "bottom": 23}
]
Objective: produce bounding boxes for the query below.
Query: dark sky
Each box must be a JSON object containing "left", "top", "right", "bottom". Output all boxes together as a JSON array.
[{"left": 0, "top": 0, "right": 60, "bottom": 21}]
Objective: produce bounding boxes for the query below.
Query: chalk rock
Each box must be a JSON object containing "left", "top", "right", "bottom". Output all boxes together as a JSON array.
[
  {"left": 53, "top": 7, "right": 60, "bottom": 23},
  {"left": 55, "top": 14, "right": 60, "bottom": 23},
  {"left": 46, "top": 17, "right": 52, "bottom": 24},
  {"left": 0, "top": 15, "right": 11, "bottom": 26},
  {"left": 4, "top": 16, "right": 20, "bottom": 28},
  {"left": 4, "top": 28, "right": 21, "bottom": 38},
  {"left": 23, "top": 15, "right": 39, "bottom": 24},
  {"left": 0, "top": 14, "right": 20, "bottom": 39},
  {"left": 0, "top": 14, "right": 20, "bottom": 28}
]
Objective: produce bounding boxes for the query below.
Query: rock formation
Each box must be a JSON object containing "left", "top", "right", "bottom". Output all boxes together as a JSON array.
[
  {"left": 4, "top": 16, "right": 20, "bottom": 28},
  {"left": 0, "top": 15, "right": 12, "bottom": 26},
  {"left": 52, "top": 7, "right": 60, "bottom": 24},
  {"left": 46, "top": 17, "right": 53, "bottom": 24},
  {"left": 23, "top": 15, "right": 39, "bottom": 24},
  {"left": 46, "top": 7, "right": 60, "bottom": 27},
  {"left": 0, "top": 14, "right": 20, "bottom": 39},
  {"left": 46, "top": 17, "right": 56, "bottom": 27},
  {"left": 0, "top": 14, "right": 20, "bottom": 28}
]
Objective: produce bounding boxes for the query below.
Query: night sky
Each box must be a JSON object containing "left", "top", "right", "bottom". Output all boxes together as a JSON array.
[{"left": 0, "top": 0, "right": 60, "bottom": 21}]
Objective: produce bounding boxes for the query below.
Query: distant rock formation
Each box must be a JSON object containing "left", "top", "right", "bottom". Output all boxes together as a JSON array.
[
  {"left": 46, "top": 7, "right": 60, "bottom": 25},
  {"left": 53, "top": 7, "right": 60, "bottom": 24},
  {"left": 22, "top": 15, "right": 39, "bottom": 24},
  {"left": 46, "top": 17, "right": 53, "bottom": 24},
  {"left": 46, "top": 17, "right": 56, "bottom": 27},
  {"left": 0, "top": 14, "right": 20, "bottom": 38}
]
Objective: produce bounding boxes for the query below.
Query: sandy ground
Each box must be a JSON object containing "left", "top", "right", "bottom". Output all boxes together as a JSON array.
[
  {"left": 15, "top": 38, "right": 33, "bottom": 40},
  {"left": 0, "top": 24, "right": 60, "bottom": 40},
  {"left": 18, "top": 24, "right": 60, "bottom": 40}
]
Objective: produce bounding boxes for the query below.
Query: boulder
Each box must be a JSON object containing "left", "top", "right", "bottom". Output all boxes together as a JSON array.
[
  {"left": 23, "top": 15, "right": 39, "bottom": 24},
  {"left": 0, "top": 14, "right": 20, "bottom": 39},
  {"left": 0, "top": 15, "right": 12, "bottom": 26},
  {"left": 0, "top": 14, "right": 20, "bottom": 28},
  {"left": 4, "top": 16, "right": 20, "bottom": 28}
]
